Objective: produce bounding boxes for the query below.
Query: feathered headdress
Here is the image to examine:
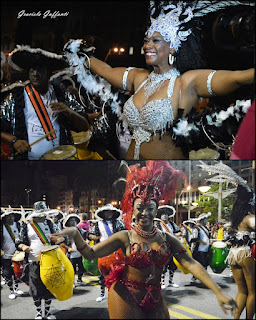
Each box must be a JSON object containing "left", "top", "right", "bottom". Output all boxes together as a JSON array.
[
  {"left": 119, "top": 161, "right": 187, "bottom": 229},
  {"left": 146, "top": 1, "right": 254, "bottom": 51},
  {"left": 197, "top": 161, "right": 255, "bottom": 205}
]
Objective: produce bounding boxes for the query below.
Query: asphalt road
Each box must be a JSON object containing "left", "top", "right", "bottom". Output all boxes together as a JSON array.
[{"left": 1, "top": 266, "right": 250, "bottom": 319}]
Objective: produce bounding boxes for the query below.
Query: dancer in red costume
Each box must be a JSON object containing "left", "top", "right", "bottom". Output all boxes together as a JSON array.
[{"left": 51, "top": 161, "right": 237, "bottom": 319}]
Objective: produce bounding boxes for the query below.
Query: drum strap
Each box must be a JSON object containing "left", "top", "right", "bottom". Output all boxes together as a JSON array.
[
  {"left": 4, "top": 224, "right": 16, "bottom": 243},
  {"left": 198, "top": 226, "right": 210, "bottom": 238},
  {"left": 25, "top": 84, "right": 56, "bottom": 141},
  {"left": 30, "top": 221, "right": 50, "bottom": 245},
  {"left": 103, "top": 221, "right": 112, "bottom": 237},
  {"left": 160, "top": 221, "right": 171, "bottom": 233}
]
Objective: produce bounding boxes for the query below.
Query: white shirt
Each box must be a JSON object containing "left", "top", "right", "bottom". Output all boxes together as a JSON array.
[
  {"left": 198, "top": 226, "right": 210, "bottom": 252},
  {"left": 27, "top": 221, "right": 52, "bottom": 262},
  {"left": 24, "top": 85, "right": 60, "bottom": 160},
  {"left": 98, "top": 220, "right": 114, "bottom": 242},
  {"left": 2, "top": 223, "right": 19, "bottom": 259},
  {"left": 69, "top": 240, "right": 81, "bottom": 259}
]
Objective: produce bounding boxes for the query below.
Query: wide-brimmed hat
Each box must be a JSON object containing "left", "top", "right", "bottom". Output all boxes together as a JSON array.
[
  {"left": 94, "top": 204, "right": 122, "bottom": 221},
  {"left": 63, "top": 213, "right": 81, "bottom": 228},
  {"left": 1, "top": 205, "right": 22, "bottom": 222},
  {"left": 182, "top": 219, "right": 196, "bottom": 226},
  {"left": 196, "top": 212, "right": 211, "bottom": 222},
  {"left": 156, "top": 205, "right": 176, "bottom": 219},
  {"left": 48, "top": 209, "right": 65, "bottom": 221},
  {"left": 27, "top": 201, "right": 53, "bottom": 220},
  {"left": 8, "top": 45, "right": 68, "bottom": 73}
]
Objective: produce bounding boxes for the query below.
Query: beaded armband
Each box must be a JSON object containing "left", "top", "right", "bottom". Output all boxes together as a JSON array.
[
  {"left": 122, "top": 67, "right": 135, "bottom": 91},
  {"left": 207, "top": 70, "right": 216, "bottom": 96}
]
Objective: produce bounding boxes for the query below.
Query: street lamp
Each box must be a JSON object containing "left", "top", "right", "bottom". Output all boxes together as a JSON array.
[
  {"left": 104, "top": 47, "right": 125, "bottom": 62},
  {"left": 25, "top": 188, "right": 31, "bottom": 207},
  {"left": 198, "top": 186, "right": 211, "bottom": 193}
]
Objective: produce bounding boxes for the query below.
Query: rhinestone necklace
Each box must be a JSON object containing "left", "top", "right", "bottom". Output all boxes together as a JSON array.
[
  {"left": 133, "top": 224, "right": 158, "bottom": 239},
  {"left": 143, "top": 68, "right": 179, "bottom": 103}
]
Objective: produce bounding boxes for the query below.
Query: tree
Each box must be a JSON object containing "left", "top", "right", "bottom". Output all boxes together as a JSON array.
[{"left": 195, "top": 183, "right": 234, "bottom": 223}]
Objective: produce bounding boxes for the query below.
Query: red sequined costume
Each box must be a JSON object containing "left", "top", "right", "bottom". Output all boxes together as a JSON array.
[{"left": 105, "top": 161, "right": 187, "bottom": 318}]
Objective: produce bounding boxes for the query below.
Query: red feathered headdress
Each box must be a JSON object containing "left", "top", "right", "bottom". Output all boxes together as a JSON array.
[{"left": 121, "top": 161, "right": 187, "bottom": 230}]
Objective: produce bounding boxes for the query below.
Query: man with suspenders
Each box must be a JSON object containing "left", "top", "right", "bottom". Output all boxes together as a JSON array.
[{"left": 1, "top": 45, "right": 89, "bottom": 160}]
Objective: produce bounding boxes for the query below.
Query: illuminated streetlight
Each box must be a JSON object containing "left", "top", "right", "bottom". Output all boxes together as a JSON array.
[
  {"left": 198, "top": 186, "right": 211, "bottom": 193},
  {"left": 104, "top": 47, "right": 125, "bottom": 62},
  {"left": 98, "top": 200, "right": 102, "bottom": 205}
]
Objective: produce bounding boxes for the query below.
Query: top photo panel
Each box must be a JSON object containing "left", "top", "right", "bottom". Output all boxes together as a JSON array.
[{"left": 1, "top": 0, "right": 255, "bottom": 161}]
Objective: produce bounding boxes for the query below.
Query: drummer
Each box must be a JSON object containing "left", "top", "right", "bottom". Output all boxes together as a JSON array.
[
  {"left": 154, "top": 204, "right": 180, "bottom": 289},
  {"left": 191, "top": 212, "right": 211, "bottom": 284},
  {"left": 182, "top": 219, "right": 197, "bottom": 253},
  {"left": 61, "top": 214, "right": 87, "bottom": 287},
  {"left": 16, "top": 201, "right": 60, "bottom": 320},
  {"left": 1, "top": 206, "right": 24, "bottom": 300},
  {"left": 93, "top": 204, "right": 125, "bottom": 302},
  {"left": 1, "top": 45, "right": 89, "bottom": 160},
  {"left": 48, "top": 209, "right": 65, "bottom": 230}
]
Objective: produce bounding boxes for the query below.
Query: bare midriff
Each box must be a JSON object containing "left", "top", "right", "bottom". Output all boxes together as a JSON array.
[{"left": 126, "top": 132, "right": 187, "bottom": 160}]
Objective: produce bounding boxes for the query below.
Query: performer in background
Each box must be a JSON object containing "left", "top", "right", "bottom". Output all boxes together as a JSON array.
[
  {"left": 93, "top": 204, "right": 125, "bottom": 302},
  {"left": 155, "top": 204, "right": 180, "bottom": 288},
  {"left": 198, "top": 161, "right": 255, "bottom": 319},
  {"left": 1, "top": 207, "right": 24, "bottom": 299},
  {"left": 1, "top": 45, "right": 89, "bottom": 160},
  {"left": 191, "top": 212, "right": 211, "bottom": 283},
  {"left": 62, "top": 214, "right": 88, "bottom": 286},
  {"left": 51, "top": 161, "right": 237, "bottom": 319},
  {"left": 16, "top": 201, "right": 60, "bottom": 320}
]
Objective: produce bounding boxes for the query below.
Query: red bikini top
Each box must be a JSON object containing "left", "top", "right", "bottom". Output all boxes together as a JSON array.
[{"left": 125, "top": 232, "right": 171, "bottom": 269}]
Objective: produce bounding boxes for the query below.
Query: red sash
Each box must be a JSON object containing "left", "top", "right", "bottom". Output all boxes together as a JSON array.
[{"left": 25, "top": 84, "right": 56, "bottom": 141}]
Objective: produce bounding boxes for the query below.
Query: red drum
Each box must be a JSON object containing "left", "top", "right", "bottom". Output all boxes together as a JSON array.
[
  {"left": 98, "top": 249, "right": 125, "bottom": 277},
  {"left": 252, "top": 243, "right": 255, "bottom": 260},
  {"left": 12, "top": 251, "right": 25, "bottom": 280}
]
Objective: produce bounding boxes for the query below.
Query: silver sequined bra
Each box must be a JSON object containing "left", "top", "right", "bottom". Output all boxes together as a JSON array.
[{"left": 123, "top": 68, "right": 180, "bottom": 159}]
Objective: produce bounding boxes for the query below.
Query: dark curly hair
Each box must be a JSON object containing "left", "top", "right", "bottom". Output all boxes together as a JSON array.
[{"left": 231, "top": 185, "right": 255, "bottom": 229}]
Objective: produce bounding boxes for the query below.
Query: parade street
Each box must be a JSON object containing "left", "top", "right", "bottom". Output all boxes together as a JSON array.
[{"left": 1, "top": 266, "right": 248, "bottom": 320}]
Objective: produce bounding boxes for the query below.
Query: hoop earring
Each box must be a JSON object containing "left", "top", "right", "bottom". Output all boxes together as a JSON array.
[{"left": 169, "top": 54, "right": 174, "bottom": 65}]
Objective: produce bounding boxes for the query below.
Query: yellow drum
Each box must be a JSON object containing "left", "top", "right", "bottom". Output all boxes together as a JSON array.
[
  {"left": 40, "top": 245, "right": 74, "bottom": 301},
  {"left": 189, "top": 148, "right": 220, "bottom": 160},
  {"left": 71, "top": 130, "right": 102, "bottom": 160},
  {"left": 41, "top": 145, "right": 78, "bottom": 160},
  {"left": 173, "top": 242, "right": 192, "bottom": 274}
]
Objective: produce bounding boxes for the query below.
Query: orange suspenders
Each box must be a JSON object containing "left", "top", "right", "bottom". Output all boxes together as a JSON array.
[{"left": 25, "top": 84, "right": 56, "bottom": 140}]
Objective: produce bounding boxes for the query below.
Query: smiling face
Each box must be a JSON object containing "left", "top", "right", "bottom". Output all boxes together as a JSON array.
[
  {"left": 29, "top": 65, "right": 50, "bottom": 94},
  {"left": 133, "top": 198, "right": 157, "bottom": 229},
  {"left": 143, "top": 32, "right": 173, "bottom": 68}
]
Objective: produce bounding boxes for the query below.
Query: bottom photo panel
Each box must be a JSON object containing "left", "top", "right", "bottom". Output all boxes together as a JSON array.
[{"left": 1, "top": 160, "right": 255, "bottom": 320}]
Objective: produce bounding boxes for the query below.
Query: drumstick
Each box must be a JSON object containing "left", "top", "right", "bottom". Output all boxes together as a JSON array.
[
  {"left": 15, "top": 130, "right": 55, "bottom": 155},
  {"left": 29, "top": 130, "right": 56, "bottom": 147}
]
